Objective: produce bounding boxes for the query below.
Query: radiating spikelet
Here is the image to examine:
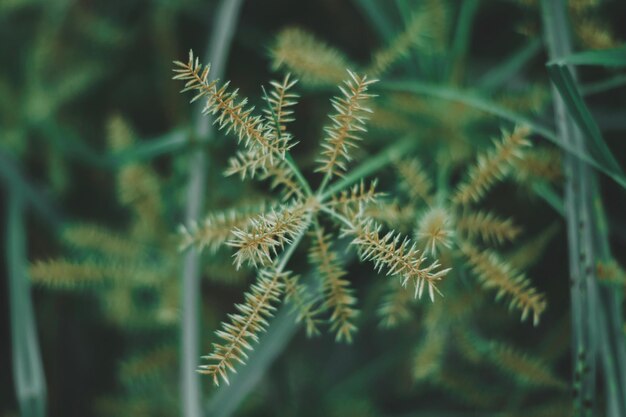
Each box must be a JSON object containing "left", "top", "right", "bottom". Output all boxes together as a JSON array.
[
  {"left": 488, "top": 342, "right": 567, "bottom": 389},
  {"left": 260, "top": 162, "right": 304, "bottom": 201},
  {"left": 119, "top": 346, "right": 177, "bottom": 385},
  {"left": 281, "top": 272, "right": 322, "bottom": 337},
  {"left": 309, "top": 227, "right": 358, "bottom": 342},
  {"left": 396, "top": 158, "right": 433, "bottom": 204},
  {"left": 173, "top": 50, "right": 289, "bottom": 159},
  {"left": 228, "top": 203, "right": 309, "bottom": 269},
  {"left": 107, "top": 114, "right": 135, "bottom": 151},
  {"left": 415, "top": 207, "right": 454, "bottom": 255},
  {"left": 461, "top": 243, "right": 546, "bottom": 325},
  {"left": 30, "top": 259, "right": 113, "bottom": 288},
  {"left": 456, "top": 210, "right": 521, "bottom": 245},
  {"left": 178, "top": 205, "right": 267, "bottom": 253},
  {"left": 344, "top": 219, "right": 450, "bottom": 301},
  {"left": 316, "top": 71, "right": 377, "bottom": 178},
  {"left": 413, "top": 330, "right": 447, "bottom": 381},
  {"left": 512, "top": 147, "right": 562, "bottom": 185},
  {"left": 574, "top": 18, "right": 618, "bottom": 50},
  {"left": 330, "top": 180, "right": 380, "bottom": 215},
  {"left": 453, "top": 126, "right": 531, "bottom": 206},
  {"left": 63, "top": 224, "right": 143, "bottom": 260},
  {"left": 118, "top": 164, "right": 163, "bottom": 238},
  {"left": 364, "top": 200, "right": 415, "bottom": 231},
  {"left": 198, "top": 267, "right": 287, "bottom": 385},
  {"left": 367, "top": 9, "right": 431, "bottom": 77},
  {"left": 270, "top": 27, "right": 350, "bottom": 86},
  {"left": 262, "top": 73, "right": 298, "bottom": 138},
  {"left": 378, "top": 279, "right": 414, "bottom": 328}
]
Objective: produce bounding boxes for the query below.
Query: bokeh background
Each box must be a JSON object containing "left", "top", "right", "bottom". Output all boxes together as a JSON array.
[{"left": 2, "top": 1, "right": 626, "bottom": 416}]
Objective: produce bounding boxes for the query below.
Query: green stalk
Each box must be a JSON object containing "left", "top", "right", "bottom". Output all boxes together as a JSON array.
[
  {"left": 7, "top": 191, "right": 47, "bottom": 417},
  {"left": 320, "top": 135, "right": 417, "bottom": 201},
  {"left": 180, "top": 2, "right": 243, "bottom": 417},
  {"left": 541, "top": 1, "right": 626, "bottom": 415}
]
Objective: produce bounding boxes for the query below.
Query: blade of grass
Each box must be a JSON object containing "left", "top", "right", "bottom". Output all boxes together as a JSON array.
[
  {"left": 448, "top": 0, "right": 480, "bottom": 82},
  {"left": 180, "top": 2, "right": 244, "bottom": 417},
  {"left": 550, "top": 46, "right": 626, "bottom": 67},
  {"left": 7, "top": 191, "right": 47, "bottom": 417},
  {"left": 542, "top": 1, "right": 626, "bottom": 415},
  {"left": 478, "top": 38, "right": 542, "bottom": 91},
  {"left": 378, "top": 80, "right": 626, "bottom": 190}
]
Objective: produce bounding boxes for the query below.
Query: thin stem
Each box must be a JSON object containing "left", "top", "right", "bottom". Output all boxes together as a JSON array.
[
  {"left": 181, "top": 2, "right": 243, "bottom": 417},
  {"left": 316, "top": 172, "right": 332, "bottom": 196},
  {"left": 320, "top": 135, "right": 417, "bottom": 201},
  {"left": 7, "top": 191, "right": 47, "bottom": 417},
  {"left": 319, "top": 205, "right": 353, "bottom": 228}
]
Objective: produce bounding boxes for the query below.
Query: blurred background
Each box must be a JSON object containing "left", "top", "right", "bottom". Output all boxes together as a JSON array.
[{"left": 1, "top": 0, "right": 626, "bottom": 416}]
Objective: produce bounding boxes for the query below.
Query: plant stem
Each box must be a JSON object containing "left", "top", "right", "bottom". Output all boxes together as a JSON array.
[
  {"left": 320, "top": 135, "right": 417, "bottom": 201},
  {"left": 180, "top": 2, "right": 243, "bottom": 417},
  {"left": 7, "top": 191, "right": 47, "bottom": 417},
  {"left": 541, "top": 1, "right": 626, "bottom": 415}
]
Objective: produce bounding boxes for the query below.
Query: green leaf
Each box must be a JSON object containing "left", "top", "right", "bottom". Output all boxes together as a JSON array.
[{"left": 549, "top": 46, "right": 626, "bottom": 67}]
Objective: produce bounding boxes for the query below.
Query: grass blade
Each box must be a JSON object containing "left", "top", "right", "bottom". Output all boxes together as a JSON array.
[{"left": 7, "top": 192, "right": 47, "bottom": 417}]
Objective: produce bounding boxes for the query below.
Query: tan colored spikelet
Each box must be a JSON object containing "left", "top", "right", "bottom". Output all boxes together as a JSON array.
[
  {"left": 597, "top": 260, "right": 626, "bottom": 286},
  {"left": 413, "top": 330, "right": 447, "bottom": 381},
  {"left": 107, "top": 115, "right": 135, "bottom": 151},
  {"left": 396, "top": 158, "right": 433, "bottom": 204},
  {"left": 30, "top": 259, "right": 112, "bottom": 288},
  {"left": 364, "top": 200, "right": 415, "bottom": 231},
  {"left": 270, "top": 27, "right": 350, "bottom": 86},
  {"left": 460, "top": 243, "right": 546, "bottom": 325},
  {"left": 345, "top": 219, "right": 450, "bottom": 301},
  {"left": 198, "top": 267, "right": 287, "bottom": 386},
  {"left": 453, "top": 126, "right": 531, "bottom": 206},
  {"left": 309, "top": 226, "right": 358, "bottom": 342},
  {"left": 316, "top": 71, "right": 377, "bottom": 178},
  {"left": 330, "top": 180, "right": 380, "bottom": 215},
  {"left": 512, "top": 147, "right": 562, "bottom": 185},
  {"left": 415, "top": 207, "right": 454, "bottom": 255},
  {"left": 456, "top": 210, "right": 521, "bottom": 245},
  {"left": 260, "top": 162, "right": 304, "bottom": 201},
  {"left": 173, "top": 50, "right": 289, "bottom": 159},
  {"left": 575, "top": 18, "right": 618, "bottom": 50},
  {"left": 281, "top": 272, "right": 321, "bottom": 337},
  {"left": 378, "top": 278, "right": 414, "bottom": 328},
  {"left": 118, "top": 164, "right": 163, "bottom": 238},
  {"left": 119, "top": 346, "right": 177, "bottom": 384},
  {"left": 63, "top": 224, "right": 143, "bottom": 260},
  {"left": 263, "top": 73, "right": 298, "bottom": 137},
  {"left": 489, "top": 342, "right": 567, "bottom": 389},
  {"left": 178, "top": 204, "right": 267, "bottom": 253},
  {"left": 228, "top": 202, "right": 309, "bottom": 269},
  {"left": 367, "top": 9, "right": 432, "bottom": 77}
]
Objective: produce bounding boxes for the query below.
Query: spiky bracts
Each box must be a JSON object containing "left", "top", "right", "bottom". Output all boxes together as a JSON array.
[
  {"left": 270, "top": 28, "right": 350, "bottom": 86},
  {"left": 316, "top": 71, "right": 377, "bottom": 178},
  {"left": 198, "top": 268, "right": 287, "bottom": 386},
  {"left": 310, "top": 227, "right": 357, "bottom": 342},
  {"left": 178, "top": 205, "right": 267, "bottom": 253},
  {"left": 173, "top": 51, "right": 290, "bottom": 159},
  {"left": 453, "top": 126, "right": 531, "bottom": 206},
  {"left": 416, "top": 207, "right": 454, "bottom": 255},
  {"left": 346, "top": 219, "right": 450, "bottom": 301},
  {"left": 461, "top": 244, "right": 546, "bottom": 325},
  {"left": 456, "top": 210, "right": 521, "bottom": 245},
  {"left": 396, "top": 158, "right": 433, "bottom": 204},
  {"left": 228, "top": 203, "right": 310, "bottom": 269}
]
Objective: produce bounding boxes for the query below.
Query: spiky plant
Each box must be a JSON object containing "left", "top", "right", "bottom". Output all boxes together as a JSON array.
[{"left": 173, "top": 50, "right": 451, "bottom": 385}]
